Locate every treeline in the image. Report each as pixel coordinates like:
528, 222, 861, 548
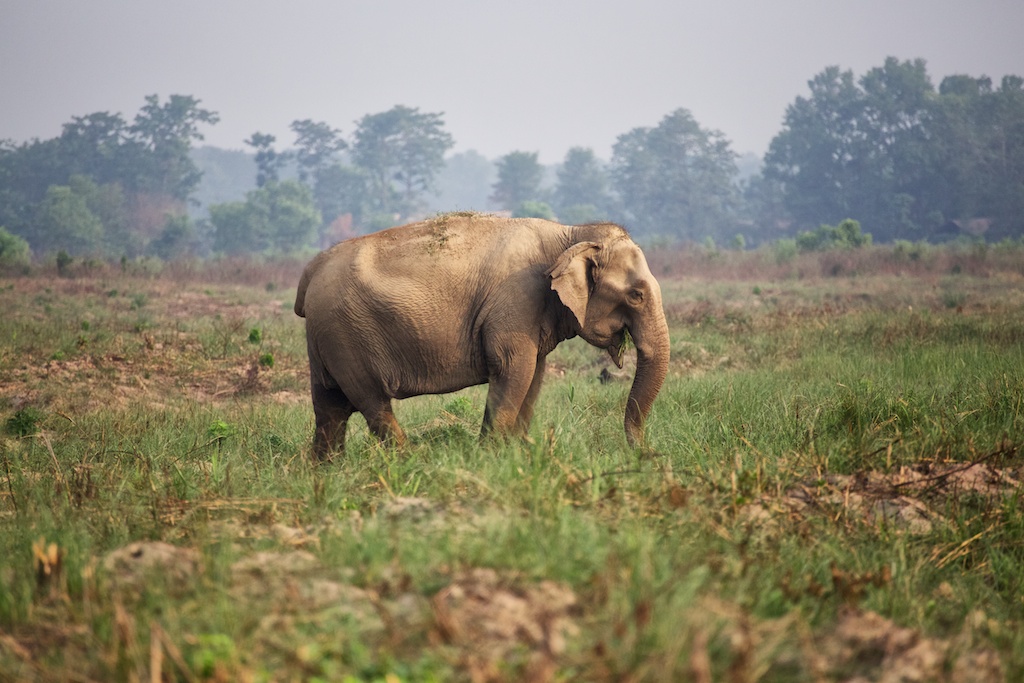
0, 95, 218, 264
1, 57, 1022, 266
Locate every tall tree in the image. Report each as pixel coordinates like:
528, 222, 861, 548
429, 150, 496, 212
58, 112, 130, 185
553, 147, 613, 223
309, 163, 369, 230
351, 105, 454, 220
763, 66, 866, 232
611, 108, 738, 240
765, 59, 1024, 240
490, 151, 544, 211
290, 119, 346, 184
127, 94, 219, 200
244, 132, 287, 188
930, 74, 1024, 236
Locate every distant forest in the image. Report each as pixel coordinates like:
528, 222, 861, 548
1, 58, 1022, 265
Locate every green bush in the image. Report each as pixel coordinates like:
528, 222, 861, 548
0, 227, 31, 271
796, 218, 872, 252
512, 201, 555, 220
5, 407, 44, 436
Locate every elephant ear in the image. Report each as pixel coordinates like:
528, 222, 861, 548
548, 241, 602, 327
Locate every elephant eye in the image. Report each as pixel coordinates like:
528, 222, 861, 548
627, 288, 644, 306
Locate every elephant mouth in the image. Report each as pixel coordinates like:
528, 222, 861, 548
606, 329, 628, 369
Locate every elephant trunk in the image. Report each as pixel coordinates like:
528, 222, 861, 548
624, 309, 670, 448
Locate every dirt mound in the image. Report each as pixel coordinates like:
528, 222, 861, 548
812, 609, 1003, 682
744, 461, 1020, 536
102, 541, 201, 592
432, 567, 579, 682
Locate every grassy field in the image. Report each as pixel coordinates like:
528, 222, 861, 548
1, 245, 1023, 681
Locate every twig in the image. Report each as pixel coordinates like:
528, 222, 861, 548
2, 443, 17, 512
38, 432, 73, 508
892, 445, 1012, 491
577, 468, 644, 485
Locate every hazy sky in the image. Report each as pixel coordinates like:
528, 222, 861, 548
2, 1, 1022, 163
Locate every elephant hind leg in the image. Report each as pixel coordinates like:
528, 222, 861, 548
311, 383, 354, 461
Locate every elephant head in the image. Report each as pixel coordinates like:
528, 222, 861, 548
549, 235, 670, 447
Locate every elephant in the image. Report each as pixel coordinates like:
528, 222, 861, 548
294, 212, 669, 459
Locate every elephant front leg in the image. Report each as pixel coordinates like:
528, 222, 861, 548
481, 353, 538, 439
514, 357, 547, 436
362, 399, 408, 449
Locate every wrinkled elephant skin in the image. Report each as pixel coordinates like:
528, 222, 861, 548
294, 214, 669, 459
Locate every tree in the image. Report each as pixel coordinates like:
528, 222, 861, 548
351, 105, 454, 220
149, 213, 197, 260
310, 163, 369, 231
127, 94, 219, 200
429, 150, 496, 212
290, 119, 346, 184
930, 74, 1024, 237
35, 184, 105, 255
763, 66, 866, 233
553, 147, 612, 221
491, 151, 545, 211
611, 109, 739, 240
58, 112, 130, 185
245, 132, 287, 187
210, 180, 320, 255
765, 59, 1024, 241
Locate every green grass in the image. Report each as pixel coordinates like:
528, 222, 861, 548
0, 258, 1022, 681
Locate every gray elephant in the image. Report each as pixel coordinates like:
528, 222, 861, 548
294, 213, 669, 459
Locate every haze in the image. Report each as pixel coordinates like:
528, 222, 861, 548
2, 0, 1022, 162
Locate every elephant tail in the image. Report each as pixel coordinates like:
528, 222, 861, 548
294, 271, 309, 317
294, 253, 326, 318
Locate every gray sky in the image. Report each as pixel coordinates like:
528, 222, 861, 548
2, 1, 1022, 163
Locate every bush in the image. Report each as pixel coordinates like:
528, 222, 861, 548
796, 218, 872, 252
5, 407, 44, 436
0, 227, 31, 271
512, 201, 555, 220
772, 238, 798, 264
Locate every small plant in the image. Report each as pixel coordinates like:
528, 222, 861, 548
248, 327, 263, 345
207, 420, 235, 443
191, 633, 237, 678
55, 250, 73, 276
443, 396, 474, 418
258, 352, 275, 368
5, 407, 44, 436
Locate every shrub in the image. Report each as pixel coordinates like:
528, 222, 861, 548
512, 201, 555, 220
0, 227, 31, 271
796, 218, 872, 252
5, 407, 44, 436
772, 238, 798, 264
